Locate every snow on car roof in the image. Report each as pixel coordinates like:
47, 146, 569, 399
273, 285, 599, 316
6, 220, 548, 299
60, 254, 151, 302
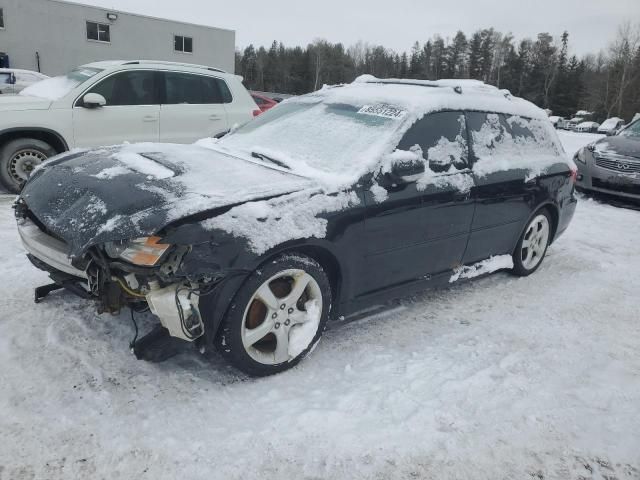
311, 75, 548, 121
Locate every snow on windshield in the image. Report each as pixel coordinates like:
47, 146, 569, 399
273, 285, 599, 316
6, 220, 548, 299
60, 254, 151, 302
217, 100, 407, 188
20, 67, 102, 100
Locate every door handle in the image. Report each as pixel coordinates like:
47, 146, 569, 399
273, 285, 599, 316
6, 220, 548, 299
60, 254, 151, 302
143, 115, 158, 122
209, 114, 222, 120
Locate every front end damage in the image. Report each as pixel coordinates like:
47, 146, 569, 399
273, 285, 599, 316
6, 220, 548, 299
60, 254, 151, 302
14, 200, 231, 357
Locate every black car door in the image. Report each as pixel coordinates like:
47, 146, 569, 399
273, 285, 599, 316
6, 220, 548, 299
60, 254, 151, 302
463, 112, 538, 264
357, 111, 475, 298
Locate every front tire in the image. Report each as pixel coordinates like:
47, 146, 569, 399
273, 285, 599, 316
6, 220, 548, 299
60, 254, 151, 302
511, 210, 552, 276
0, 138, 56, 193
215, 254, 331, 376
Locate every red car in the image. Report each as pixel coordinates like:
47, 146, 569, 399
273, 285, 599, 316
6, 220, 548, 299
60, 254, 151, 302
251, 92, 279, 114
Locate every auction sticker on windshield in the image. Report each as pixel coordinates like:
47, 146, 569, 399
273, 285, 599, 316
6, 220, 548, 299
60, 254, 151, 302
358, 104, 407, 120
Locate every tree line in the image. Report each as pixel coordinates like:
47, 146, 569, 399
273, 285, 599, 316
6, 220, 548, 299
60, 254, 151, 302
235, 23, 640, 123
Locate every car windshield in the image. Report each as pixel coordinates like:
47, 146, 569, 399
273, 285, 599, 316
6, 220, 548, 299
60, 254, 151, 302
20, 67, 103, 100
217, 99, 407, 184
0, 73, 11, 84
620, 120, 640, 138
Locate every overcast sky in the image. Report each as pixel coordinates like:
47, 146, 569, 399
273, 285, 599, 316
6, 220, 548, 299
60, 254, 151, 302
78, 0, 639, 56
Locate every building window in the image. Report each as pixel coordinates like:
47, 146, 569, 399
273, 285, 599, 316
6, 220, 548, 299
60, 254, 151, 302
86, 21, 110, 42
174, 35, 193, 53
0, 8, 5, 29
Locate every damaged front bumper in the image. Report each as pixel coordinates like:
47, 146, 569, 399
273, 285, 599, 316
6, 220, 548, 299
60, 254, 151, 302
17, 216, 208, 343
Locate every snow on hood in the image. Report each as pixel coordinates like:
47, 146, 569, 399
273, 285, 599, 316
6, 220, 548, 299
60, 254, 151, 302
594, 135, 640, 159
19, 76, 79, 100
20, 143, 315, 255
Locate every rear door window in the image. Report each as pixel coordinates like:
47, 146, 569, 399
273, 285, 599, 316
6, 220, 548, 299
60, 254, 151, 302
86, 70, 159, 106
163, 72, 231, 104
396, 111, 469, 173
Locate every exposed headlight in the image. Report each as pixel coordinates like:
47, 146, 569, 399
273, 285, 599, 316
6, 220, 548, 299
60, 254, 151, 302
105, 237, 172, 266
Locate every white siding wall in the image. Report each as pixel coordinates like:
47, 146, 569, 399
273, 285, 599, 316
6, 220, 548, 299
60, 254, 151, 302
0, 0, 235, 76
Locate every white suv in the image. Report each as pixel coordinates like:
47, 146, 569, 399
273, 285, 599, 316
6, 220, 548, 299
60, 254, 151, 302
0, 60, 259, 192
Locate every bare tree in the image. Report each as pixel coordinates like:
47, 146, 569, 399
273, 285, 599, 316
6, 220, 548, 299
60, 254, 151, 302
608, 22, 640, 116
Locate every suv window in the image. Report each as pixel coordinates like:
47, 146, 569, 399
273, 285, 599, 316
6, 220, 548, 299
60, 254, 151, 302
164, 72, 231, 104
396, 111, 469, 173
85, 71, 158, 106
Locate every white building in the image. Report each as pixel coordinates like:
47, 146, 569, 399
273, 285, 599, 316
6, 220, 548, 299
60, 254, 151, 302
0, 0, 236, 76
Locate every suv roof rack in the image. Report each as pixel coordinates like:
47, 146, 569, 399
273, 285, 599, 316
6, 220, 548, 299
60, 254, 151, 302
122, 60, 226, 73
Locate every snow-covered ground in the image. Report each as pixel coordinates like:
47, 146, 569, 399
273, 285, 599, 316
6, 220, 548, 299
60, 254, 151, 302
1, 130, 639, 479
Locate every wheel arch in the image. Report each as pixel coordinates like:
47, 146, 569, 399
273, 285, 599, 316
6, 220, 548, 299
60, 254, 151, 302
514, 201, 560, 254
202, 240, 345, 347
0, 127, 69, 154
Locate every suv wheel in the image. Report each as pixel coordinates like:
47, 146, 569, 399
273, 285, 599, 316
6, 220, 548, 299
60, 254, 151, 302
215, 254, 331, 376
511, 209, 552, 276
0, 138, 56, 193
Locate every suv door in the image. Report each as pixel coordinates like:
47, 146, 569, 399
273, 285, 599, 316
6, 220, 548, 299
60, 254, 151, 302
463, 112, 547, 264
72, 70, 160, 148
159, 72, 229, 143
359, 111, 475, 296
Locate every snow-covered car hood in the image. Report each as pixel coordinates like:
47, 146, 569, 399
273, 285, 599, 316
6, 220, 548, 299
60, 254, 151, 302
19, 143, 315, 256
594, 135, 640, 159
0, 94, 52, 111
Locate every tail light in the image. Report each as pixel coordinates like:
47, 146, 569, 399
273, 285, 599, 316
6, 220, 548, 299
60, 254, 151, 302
252, 109, 262, 117
569, 167, 578, 183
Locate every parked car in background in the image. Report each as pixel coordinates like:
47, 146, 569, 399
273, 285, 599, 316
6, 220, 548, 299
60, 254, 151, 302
575, 121, 600, 133
250, 92, 279, 113
0, 68, 49, 95
548, 116, 565, 129
15, 76, 577, 376
567, 117, 584, 130
0, 60, 259, 192
598, 117, 625, 135
575, 118, 640, 200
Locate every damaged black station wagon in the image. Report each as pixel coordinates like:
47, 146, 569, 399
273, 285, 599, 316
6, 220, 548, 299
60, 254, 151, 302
15, 77, 577, 376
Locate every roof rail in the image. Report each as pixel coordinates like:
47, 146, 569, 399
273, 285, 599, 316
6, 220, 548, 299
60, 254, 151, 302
362, 78, 463, 94
122, 60, 226, 73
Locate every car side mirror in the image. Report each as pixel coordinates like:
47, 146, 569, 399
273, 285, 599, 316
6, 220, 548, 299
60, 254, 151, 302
82, 92, 106, 108
379, 159, 425, 190
10, 73, 17, 85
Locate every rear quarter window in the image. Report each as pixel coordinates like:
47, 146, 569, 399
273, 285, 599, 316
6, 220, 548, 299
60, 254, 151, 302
467, 112, 562, 175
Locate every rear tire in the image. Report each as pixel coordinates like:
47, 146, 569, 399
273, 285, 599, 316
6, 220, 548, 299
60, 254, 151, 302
511, 209, 552, 277
0, 138, 56, 193
215, 254, 331, 376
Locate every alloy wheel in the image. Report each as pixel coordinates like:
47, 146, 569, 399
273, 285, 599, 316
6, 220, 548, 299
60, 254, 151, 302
521, 214, 550, 270
241, 268, 323, 365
